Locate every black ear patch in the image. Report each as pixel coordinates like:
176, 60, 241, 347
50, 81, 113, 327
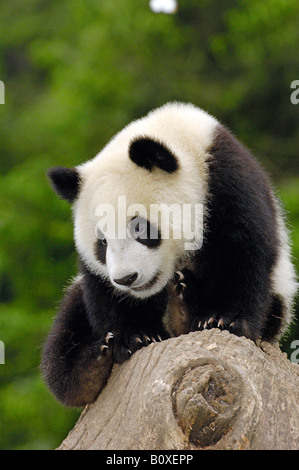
129, 137, 179, 173
47, 166, 81, 203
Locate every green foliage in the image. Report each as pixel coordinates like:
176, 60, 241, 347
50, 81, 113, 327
0, 0, 298, 449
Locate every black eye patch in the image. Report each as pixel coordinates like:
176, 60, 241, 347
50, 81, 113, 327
94, 228, 107, 264
129, 216, 161, 248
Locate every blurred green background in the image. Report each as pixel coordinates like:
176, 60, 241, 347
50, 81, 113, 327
0, 0, 298, 450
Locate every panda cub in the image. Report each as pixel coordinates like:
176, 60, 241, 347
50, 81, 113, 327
41, 102, 297, 406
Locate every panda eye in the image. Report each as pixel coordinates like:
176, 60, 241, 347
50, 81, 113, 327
96, 226, 107, 245
129, 216, 161, 248
135, 222, 146, 236
130, 217, 148, 239
94, 228, 107, 264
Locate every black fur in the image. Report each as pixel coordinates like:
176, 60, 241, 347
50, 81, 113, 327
47, 166, 81, 203
41, 278, 114, 406
94, 239, 107, 264
129, 137, 179, 173
171, 124, 283, 341
41, 261, 169, 406
262, 294, 285, 341
130, 216, 161, 248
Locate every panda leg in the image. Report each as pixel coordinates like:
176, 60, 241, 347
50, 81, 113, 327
110, 331, 164, 364
41, 280, 114, 406
172, 270, 258, 341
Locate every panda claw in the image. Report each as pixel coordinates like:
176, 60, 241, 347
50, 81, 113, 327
176, 282, 186, 296
144, 335, 151, 344
175, 271, 185, 281
157, 334, 163, 342
194, 315, 241, 335
100, 344, 109, 355
105, 332, 114, 343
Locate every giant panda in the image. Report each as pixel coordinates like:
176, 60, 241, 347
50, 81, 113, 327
41, 102, 297, 406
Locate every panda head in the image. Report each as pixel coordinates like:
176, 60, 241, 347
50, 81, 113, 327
47, 104, 212, 298
48, 138, 184, 299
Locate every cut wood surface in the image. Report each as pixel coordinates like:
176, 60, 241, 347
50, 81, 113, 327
58, 329, 299, 450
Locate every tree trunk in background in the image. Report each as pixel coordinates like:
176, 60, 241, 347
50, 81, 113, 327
58, 329, 299, 450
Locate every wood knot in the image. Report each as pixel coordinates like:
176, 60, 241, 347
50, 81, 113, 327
172, 364, 242, 447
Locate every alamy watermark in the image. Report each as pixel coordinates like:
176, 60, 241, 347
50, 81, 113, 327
290, 340, 299, 364
290, 80, 299, 105
0, 341, 4, 364
94, 196, 204, 250
0, 81, 4, 104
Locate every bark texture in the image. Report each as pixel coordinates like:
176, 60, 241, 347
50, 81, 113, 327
58, 329, 299, 450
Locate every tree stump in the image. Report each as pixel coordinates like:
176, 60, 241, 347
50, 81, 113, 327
58, 329, 299, 450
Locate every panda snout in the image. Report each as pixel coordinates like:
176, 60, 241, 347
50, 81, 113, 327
113, 272, 138, 287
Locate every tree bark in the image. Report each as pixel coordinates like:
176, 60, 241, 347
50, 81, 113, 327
58, 329, 299, 450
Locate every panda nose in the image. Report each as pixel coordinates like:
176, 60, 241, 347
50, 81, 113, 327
113, 272, 138, 287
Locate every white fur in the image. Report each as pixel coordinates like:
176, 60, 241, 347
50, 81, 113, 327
73, 102, 218, 298
271, 199, 298, 333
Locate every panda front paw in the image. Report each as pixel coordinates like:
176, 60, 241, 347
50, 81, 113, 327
111, 331, 165, 364
192, 314, 238, 332
174, 270, 187, 298
97, 331, 114, 359
172, 269, 198, 312
171, 271, 256, 340
191, 313, 253, 339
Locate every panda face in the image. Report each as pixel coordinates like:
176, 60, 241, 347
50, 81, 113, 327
72, 172, 186, 299
93, 215, 178, 298
73, 157, 197, 299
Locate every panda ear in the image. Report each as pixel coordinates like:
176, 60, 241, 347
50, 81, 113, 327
47, 166, 81, 203
129, 137, 179, 173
